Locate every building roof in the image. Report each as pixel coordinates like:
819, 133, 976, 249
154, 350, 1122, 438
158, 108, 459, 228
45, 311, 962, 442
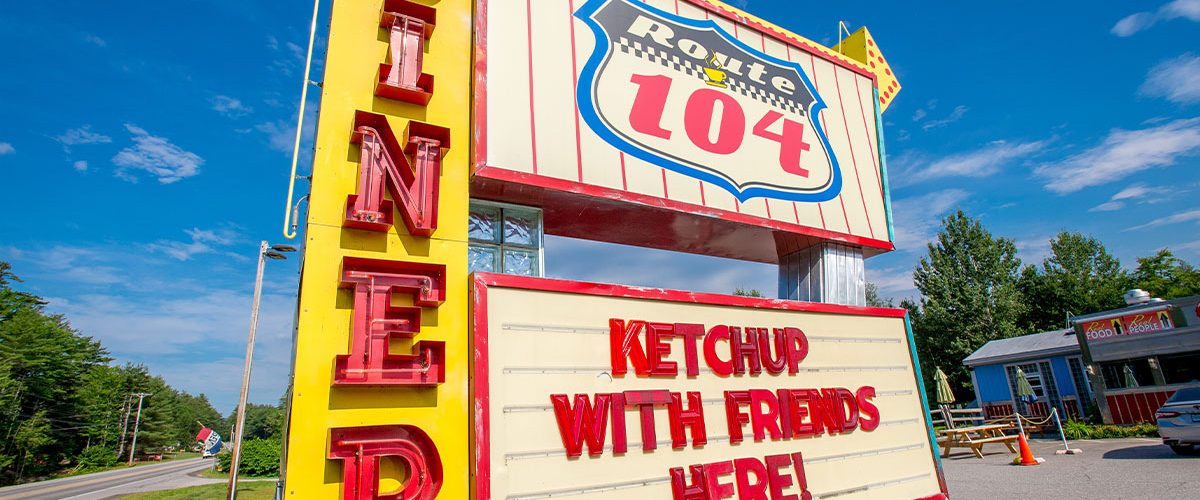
963, 328, 1080, 367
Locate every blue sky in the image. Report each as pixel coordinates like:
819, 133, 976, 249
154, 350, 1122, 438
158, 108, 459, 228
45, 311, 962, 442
1, 0, 1199, 413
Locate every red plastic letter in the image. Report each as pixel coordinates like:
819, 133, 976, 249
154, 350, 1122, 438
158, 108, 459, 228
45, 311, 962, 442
750, 389, 782, 441
724, 390, 751, 444
669, 391, 707, 449
734, 457, 769, 500
702, 460, 736, 499
675, 323, 705, 377
704, 325, 734, 376
670, 465, 708, 500
857, 386, 880, 432
550, 393, 612, 457
610, 319, 650, 376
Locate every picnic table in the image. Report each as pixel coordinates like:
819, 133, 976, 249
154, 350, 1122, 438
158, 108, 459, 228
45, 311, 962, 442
936, 423, 1018, 459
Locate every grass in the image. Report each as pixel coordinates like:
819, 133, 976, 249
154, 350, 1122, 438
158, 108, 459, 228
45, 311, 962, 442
118, 481, 275, 499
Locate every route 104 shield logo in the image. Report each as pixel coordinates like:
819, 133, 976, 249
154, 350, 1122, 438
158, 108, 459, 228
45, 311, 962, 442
575, 0, 842, 202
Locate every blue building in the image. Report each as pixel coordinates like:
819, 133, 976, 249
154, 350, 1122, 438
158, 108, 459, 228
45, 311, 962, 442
963, 328, 1091, 420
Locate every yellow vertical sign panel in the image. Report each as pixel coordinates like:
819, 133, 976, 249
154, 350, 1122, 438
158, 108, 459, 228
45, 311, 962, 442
283, 0, 473, 497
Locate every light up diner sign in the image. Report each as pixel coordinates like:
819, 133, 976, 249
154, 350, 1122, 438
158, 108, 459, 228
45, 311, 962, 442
473, 274, 947, 500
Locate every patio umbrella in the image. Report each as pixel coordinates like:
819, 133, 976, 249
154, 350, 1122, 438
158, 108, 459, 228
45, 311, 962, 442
934, 367, 956, 405
1014, 367, 1037, 436
1014, 367, 1037, 405
1123, 364, 1139, 388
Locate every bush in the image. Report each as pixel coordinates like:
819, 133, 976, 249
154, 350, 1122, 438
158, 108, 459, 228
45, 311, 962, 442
216, 439, 280, 477
75, 446, 118, 471
1062, 420, 1158, 440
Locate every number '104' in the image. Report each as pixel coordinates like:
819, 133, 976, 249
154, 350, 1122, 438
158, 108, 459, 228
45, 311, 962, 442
628, 74, 812, 178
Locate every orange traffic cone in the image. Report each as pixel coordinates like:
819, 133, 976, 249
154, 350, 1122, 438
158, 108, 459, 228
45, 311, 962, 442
1015, 433, 1041, 466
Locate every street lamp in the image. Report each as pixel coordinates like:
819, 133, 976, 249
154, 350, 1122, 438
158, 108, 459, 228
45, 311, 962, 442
228, 241, 295, 500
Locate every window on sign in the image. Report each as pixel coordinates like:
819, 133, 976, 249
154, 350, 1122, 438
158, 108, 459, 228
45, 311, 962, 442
468, 200, 543, 277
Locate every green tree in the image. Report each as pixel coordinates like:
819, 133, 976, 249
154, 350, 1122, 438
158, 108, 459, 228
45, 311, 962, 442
0, 262, 44, 322
236, 403, 285, 440
1132, 249, 1200, 299
733, 288, 764, 297
1018, 231, 1129, 331
910, 211, 1025, 402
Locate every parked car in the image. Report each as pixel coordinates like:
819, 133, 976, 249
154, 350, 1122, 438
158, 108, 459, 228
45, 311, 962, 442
1156, 386, 1200, 455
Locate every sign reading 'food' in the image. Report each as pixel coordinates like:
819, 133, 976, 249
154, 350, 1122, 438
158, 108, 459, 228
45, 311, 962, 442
1082, 309, 1175, 342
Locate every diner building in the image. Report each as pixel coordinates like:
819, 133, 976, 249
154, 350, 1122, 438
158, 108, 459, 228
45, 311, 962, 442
964, 291, 1200, 424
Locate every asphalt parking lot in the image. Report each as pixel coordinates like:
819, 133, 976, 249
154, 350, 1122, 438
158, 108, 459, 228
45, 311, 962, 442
942, 437, 1200, 499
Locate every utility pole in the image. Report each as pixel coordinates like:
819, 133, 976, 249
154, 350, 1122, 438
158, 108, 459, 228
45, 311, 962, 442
127, 393, 150, 466
116, 394, 132, 460
228, 241, 293, 500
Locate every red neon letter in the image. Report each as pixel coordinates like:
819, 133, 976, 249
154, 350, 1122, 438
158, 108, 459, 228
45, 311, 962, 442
759, 329, 788, 375
629, 74, 673, 139
334, 258, 446, 386
329, 425, 442, 500
550, 393, 612, 457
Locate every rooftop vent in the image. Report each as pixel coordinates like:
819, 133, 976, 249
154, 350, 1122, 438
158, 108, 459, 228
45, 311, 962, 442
1123, 289, 1151, 306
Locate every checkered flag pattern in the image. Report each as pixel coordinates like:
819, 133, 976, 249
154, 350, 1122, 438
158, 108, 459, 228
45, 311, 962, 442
615, 37, 805, 116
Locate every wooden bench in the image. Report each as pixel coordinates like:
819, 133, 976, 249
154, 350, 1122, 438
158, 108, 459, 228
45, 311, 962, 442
937, 423, 1019, 459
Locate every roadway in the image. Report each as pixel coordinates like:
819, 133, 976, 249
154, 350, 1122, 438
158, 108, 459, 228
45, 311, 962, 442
0, 457, 220, 500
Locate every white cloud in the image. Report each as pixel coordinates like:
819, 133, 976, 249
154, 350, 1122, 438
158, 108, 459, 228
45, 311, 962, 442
3, 245, 125, 285
211, 95, 252, 117
911, 109, 927, 122
0, 143, 13, 155
1036, 118, 1200, 194
1126, 209, 1200, 231
256, 106, 316, 155
51, 289, 296, 411
893, 140, 1046, 186
1015, 234, 1054, 264
921, 105, 968, 130
1140, 53, 1200, 104
867, 267, 914, 295
890, 189, 970, 251
1112, 0, 1200, 36
148, 227, 240, 261
112, 124, 203, 183
83, 34, 107, 47
73, 160, 88, 172
1088, 183, 1169, 212
54, 125, 111, 153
